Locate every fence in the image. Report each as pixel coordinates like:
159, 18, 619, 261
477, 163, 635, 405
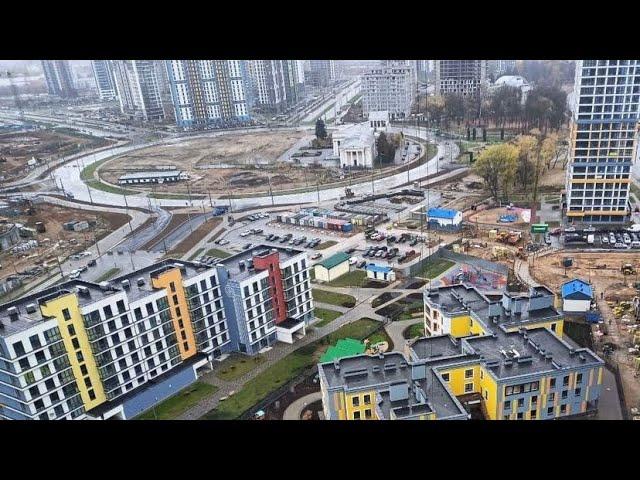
604, 356, 630, 420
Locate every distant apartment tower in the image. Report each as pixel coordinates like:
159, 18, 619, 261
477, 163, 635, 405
435, 60, 488, 96
111, 60, 165, 121
494, 60, 516, 76
41, 60, 77, 98
165, 60, 252, 131
91, 61, 117, 100
248, 60, 301, 113
564, 60, 640, 224
308, 60, 336, 87
362, 64, 415, 120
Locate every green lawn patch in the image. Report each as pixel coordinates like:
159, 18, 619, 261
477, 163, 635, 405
314, 307, 342, 327
85, 179, 139, 196
403, 323, 426, 339
205, 248, 232, 259
188, 248, 204, 260
417, 258, 455, 279
366, 330, 394, 351
136, 381, 218, 420
326, 270, 367, 287
95, 268, 121, 282
215, 353, 266, 382
203, 318, 381, 420
312, 288, 356, 307
315, 240, 338, 250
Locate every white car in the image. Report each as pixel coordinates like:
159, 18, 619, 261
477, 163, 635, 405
68, 270, 80, 279
81, 251, 93, 257
239, 231, 251, 237
601, 236, 609, 244
218, 239, 230, 245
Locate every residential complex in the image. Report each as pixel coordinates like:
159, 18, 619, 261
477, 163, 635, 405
91, 60, 117, 100
0, 246, 312, 420
435, 60, 488, 96
165, 60, 252, 130
319, 282, 604, 420
111, 60, 166, 121
41, 60, 77, 98
564, 60, 640, 224
308, 60, 336, 87
248, 60, 301, 114
362, 64, 415, 120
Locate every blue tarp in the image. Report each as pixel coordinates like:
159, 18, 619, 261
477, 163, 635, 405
427, 208, 459, 220
366, 263, 393, 273
561, 279, 593, 300
498, 214, 518, 223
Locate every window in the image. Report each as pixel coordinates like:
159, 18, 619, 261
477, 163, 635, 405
170, 282, 176, 293
80, 365, 88, 376
62, 308, 71, 321
353, 411, 361, 420
364, 409, 372, 419
441, 373, 450, 382
549, 378, 556, 388
29, 335, 42, 349
576, 373, 583, 384
563, 375, 570, 386
504, 400, 511, 410
560, 404, 567, 414
547, 406, 554, 415
352, 397, 360, 407
531, 409, 537, 420
464, 383, 473, 393
84, 378, 92, 388
562, 390, 568, 399
13, 341, 25, 357
531, 395, 538, 405
72, 338, 80, 350
76, 352, 84, 363
88, 389, 96, 401
68, 325, 76, 336
575, 388, 582, 396
517, 398, 524, 408
548, 392, 555, 402
464, 369, 473, 379
516, 412, 523, 420
363, 394, 371, 405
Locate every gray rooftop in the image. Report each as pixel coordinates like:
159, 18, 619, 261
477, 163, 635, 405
319, 352, 467, 420
0, 259, 212, 338
216, 245, 304, 283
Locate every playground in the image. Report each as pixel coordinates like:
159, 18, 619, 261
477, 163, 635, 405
434, 261, 508, 292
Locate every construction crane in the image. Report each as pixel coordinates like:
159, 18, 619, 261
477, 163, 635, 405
5, 71, 24, 121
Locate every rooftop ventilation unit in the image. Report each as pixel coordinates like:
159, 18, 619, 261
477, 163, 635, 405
372, 366, 381, 373
516, 356, 533, 364
400, 362, 408, 369
383, 363, 397, 371
7, 306, 18, 321
239, 261, 246, 271
25, 304, 37, 314
503, 359, 513, 367
121, 279, 130, 290
117, 250, 124, 255
77, 286, 90, 296
579, 354, 586, 362
137, 277, 145, 287
99, 281, 111, 291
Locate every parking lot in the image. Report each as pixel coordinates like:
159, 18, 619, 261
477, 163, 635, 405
563, 226, 640, 250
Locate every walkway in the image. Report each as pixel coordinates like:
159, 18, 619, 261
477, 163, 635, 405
282, 392, 323, 420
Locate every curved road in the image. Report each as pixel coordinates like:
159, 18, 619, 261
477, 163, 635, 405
50, 126, 456, 211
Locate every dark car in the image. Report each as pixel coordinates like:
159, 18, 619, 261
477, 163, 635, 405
345, 247, 356, 254
243, 243, 252, 249
357, 260, 367, 268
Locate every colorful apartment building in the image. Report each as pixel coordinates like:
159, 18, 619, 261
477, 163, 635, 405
0, 245, 312, 420
319, 282, 604, 420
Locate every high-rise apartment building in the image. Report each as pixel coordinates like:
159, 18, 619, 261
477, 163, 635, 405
91, 60, 117, 100
308, 60, 336, 87
362, 64, 416, 119
165, 60, 252, 130
41, 60, 77, 98
111, 60, 165, 121
565, 60, 640, 224
248, 60, 301, 114
0, 246, 313, 420
435, 60, 488, 96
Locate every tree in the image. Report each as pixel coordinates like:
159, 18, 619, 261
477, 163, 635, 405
473, 144, 519, 201
315, 119, 327, 139
376, 132, 396, 164
514, 135, 538, 192
541, 133, 559, 170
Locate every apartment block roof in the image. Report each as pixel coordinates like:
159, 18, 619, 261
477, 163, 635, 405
216, 244, 305, 283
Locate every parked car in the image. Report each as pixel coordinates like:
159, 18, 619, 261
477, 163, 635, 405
219, 239, 230, 246
311, 253, 322, 260
614, 242, 627, 249
601, 235, 609, 244
243, 243, 252, 250
240, 231, 251, 237
349, 257, 359, 265
357, 260, 367, 268
375, 250, 384, 257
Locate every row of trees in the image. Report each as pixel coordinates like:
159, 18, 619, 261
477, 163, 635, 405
376, 131, 401, 164
413, 84, 568, 133
473, 129, 569, 202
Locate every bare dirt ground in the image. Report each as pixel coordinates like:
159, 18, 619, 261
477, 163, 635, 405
466, 206, 530, 228
0, 203, 129, 283
0, 129, 109, 181
99, 130, 401, 196
530, 250, 640, 414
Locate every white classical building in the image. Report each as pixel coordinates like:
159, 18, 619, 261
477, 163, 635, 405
332, 123, 376, 169
492, 75, 532, 105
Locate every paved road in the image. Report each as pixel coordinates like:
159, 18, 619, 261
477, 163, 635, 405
282, 391, 323, 420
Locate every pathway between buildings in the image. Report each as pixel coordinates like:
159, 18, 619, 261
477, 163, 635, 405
282, 391, 323, 420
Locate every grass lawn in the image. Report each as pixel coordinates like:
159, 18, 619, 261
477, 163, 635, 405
417, 258, 455, 279
205, 248, 231, 259
136, 381, 218, 420
188, 248, 204, 260
95, 268, 121, 282
403, 323, 426, 339
397, 301, 424, 320
315, 240, 338, 250
314, 307, 342, 327
326, 270, 367, 287
312, 288, 356, 307
85, 179, 139, 196
215, 353, 266, 382
203, 318, 381, 420
366, 330, 394, 350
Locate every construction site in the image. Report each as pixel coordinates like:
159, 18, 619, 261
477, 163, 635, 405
0, 199, 130, 297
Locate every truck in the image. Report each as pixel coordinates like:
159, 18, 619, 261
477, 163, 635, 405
587, 234, 595, 244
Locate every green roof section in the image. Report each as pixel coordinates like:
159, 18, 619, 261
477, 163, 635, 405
319, 338, 366, 363
317, 252, 350, 270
